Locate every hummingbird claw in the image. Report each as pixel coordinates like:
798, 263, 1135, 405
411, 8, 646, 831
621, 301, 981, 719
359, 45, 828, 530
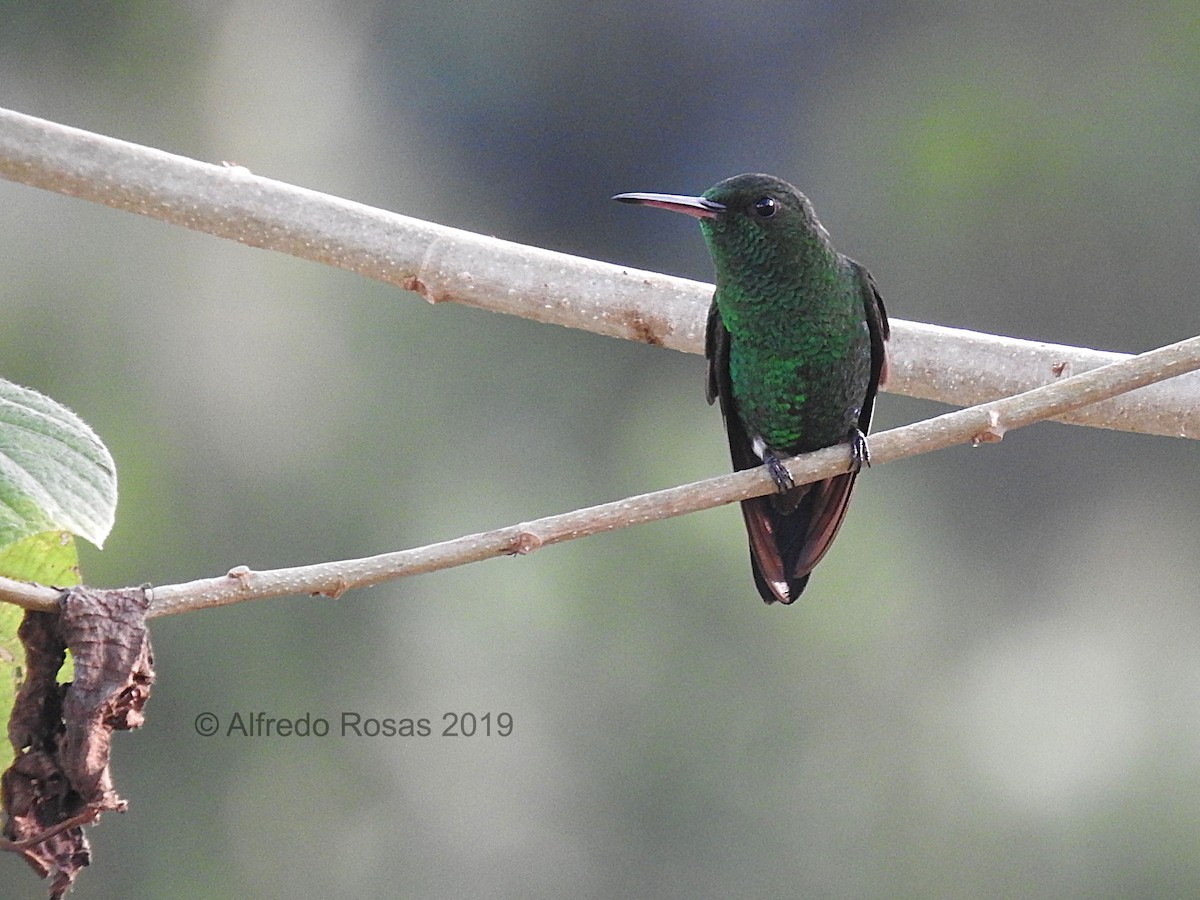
847, 428, 871, 472
763, 451, 796, 493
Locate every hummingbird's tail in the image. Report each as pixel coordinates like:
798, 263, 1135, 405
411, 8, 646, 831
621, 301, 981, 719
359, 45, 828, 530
741, 470, 858, 604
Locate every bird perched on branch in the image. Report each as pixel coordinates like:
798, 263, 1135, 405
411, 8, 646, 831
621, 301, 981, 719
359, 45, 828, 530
615, 174, 889, 604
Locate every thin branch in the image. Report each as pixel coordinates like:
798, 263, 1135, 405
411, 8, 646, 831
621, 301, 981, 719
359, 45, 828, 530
1, 106, 1197, 439
1, 331, 1196, 617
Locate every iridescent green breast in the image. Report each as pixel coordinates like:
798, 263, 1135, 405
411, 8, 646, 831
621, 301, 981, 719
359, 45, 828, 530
718, 261, 873, 454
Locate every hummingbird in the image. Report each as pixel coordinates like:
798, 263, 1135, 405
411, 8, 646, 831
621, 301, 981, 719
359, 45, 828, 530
614, 174, 889, 604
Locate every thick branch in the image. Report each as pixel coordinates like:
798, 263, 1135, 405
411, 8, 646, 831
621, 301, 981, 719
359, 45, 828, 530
1, 106, 1197, 439
1, 332, 1197, 617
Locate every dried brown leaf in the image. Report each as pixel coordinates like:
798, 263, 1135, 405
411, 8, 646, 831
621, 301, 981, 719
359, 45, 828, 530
2, 587, 154, 898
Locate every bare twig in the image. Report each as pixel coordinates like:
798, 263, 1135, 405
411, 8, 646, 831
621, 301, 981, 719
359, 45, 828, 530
1, 332, 1195, 617
1, 106, 1197, 439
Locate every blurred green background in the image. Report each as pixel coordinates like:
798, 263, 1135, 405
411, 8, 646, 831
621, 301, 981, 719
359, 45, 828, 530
3, 2, 1200, 897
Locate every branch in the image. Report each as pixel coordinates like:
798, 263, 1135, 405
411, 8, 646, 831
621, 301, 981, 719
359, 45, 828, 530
2, 331, 1197, 616
1, 106, 1197, 439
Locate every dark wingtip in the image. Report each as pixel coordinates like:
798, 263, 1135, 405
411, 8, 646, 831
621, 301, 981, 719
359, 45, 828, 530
765, 576, 808, 606
752, 562, 808, 605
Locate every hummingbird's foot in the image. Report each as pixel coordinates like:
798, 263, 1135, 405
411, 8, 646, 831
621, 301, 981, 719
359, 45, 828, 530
763, 450, 796, 493
847, 428, 871, 472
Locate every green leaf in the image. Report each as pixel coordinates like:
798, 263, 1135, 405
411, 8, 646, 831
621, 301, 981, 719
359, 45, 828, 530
0, 379, 117, 549
0, 529, 82, 586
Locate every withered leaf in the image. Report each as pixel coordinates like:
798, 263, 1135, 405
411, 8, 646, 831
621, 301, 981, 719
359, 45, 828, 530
2, 586, 154, 899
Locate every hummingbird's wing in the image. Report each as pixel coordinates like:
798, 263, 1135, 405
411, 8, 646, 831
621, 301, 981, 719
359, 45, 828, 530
849, 259, 891, 433
704, 298, 726, 406
704, 266, 890, 605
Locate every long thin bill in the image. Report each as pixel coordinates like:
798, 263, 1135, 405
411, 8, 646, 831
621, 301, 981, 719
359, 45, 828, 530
612, 192, 725, 219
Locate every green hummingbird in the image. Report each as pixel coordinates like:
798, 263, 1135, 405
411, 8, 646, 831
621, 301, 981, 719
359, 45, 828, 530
614, 173, 890, 604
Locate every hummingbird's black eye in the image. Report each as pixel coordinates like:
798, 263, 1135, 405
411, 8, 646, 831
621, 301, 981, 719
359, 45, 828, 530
753, 196, 778, 218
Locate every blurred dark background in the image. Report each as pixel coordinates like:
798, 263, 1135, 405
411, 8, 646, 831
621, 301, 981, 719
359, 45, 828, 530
2, 2, 1199, 897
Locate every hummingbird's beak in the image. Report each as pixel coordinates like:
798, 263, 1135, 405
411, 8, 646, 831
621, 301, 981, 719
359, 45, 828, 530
612, 192, 725, 219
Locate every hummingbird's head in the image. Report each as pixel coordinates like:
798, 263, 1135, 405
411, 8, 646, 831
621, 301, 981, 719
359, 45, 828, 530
697, 173, 830, 258
614, 173, 832, 276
